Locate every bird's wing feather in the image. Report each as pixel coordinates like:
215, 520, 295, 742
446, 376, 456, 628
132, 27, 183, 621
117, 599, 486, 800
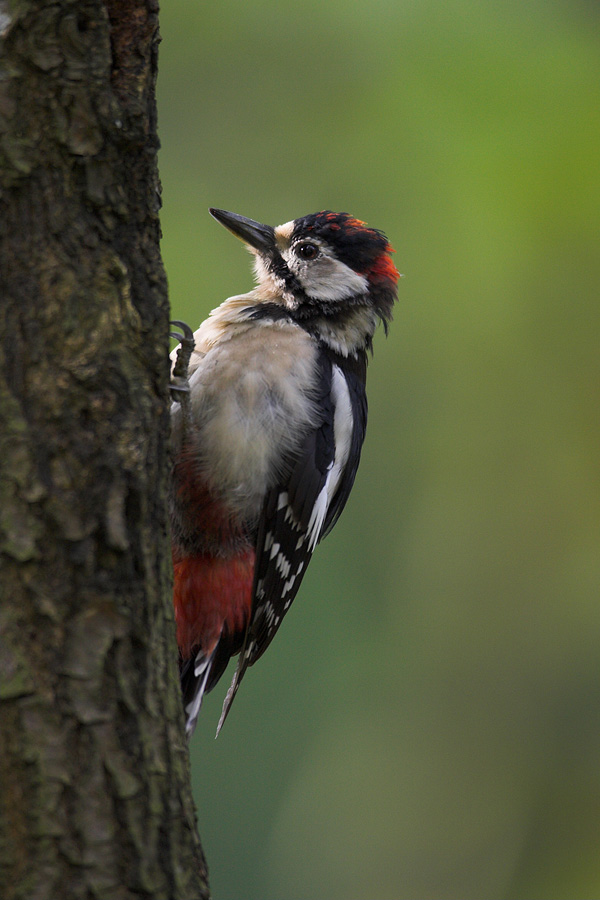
321, 360, 368, 539
216, 351, 367, 735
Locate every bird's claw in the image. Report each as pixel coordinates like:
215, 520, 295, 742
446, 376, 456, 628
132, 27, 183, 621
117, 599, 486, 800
169, 382, 190, 394
170, 320, 195, 404
170, 320, 194, 345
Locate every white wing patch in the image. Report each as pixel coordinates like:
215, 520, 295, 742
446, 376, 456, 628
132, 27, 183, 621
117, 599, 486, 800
307, 365, 354, 550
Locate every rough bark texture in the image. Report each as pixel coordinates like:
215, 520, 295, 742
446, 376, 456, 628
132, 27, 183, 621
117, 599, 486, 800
0, 2, 209, 898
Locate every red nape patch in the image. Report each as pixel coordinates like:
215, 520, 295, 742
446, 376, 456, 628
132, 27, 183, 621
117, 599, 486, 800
173, 550, 255, 659
367, 249, 400, 287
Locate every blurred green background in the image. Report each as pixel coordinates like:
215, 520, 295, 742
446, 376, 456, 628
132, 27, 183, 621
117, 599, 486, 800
158, 1, 600, 897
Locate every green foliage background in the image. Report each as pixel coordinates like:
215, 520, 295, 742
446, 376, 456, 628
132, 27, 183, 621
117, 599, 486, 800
159, 2, 600, 897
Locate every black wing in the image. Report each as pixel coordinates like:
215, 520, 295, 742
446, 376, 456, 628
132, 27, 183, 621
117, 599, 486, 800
216, 348, 368, 734
320, 352, 368, 539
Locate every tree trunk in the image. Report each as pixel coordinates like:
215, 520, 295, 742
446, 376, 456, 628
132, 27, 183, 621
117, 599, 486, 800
0, 2, 209, 898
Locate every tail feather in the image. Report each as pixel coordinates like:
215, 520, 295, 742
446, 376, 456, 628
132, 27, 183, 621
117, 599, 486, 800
215, 654, 250, 737
181, 646, 216, 738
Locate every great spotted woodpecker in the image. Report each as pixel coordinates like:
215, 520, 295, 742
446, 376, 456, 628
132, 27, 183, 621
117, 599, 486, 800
170, 208, 399, 736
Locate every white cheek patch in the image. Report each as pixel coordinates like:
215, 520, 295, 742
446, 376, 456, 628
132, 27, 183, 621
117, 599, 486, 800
284, 248, 368, 303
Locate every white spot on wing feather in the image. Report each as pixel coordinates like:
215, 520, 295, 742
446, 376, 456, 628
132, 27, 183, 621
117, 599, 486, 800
275, 552, 291, 578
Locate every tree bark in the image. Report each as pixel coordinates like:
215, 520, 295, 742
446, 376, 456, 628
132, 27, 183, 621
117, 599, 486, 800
0, 2, 209, 898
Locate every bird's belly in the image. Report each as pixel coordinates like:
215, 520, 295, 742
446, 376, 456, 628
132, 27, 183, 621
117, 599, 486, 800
189, 325, 319, 521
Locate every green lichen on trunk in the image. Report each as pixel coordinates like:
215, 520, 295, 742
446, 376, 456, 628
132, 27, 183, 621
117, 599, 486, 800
0, 2, 209, 898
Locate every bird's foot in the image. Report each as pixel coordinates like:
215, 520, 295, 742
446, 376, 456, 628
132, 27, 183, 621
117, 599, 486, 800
169, 320, 194, 402
170, 320, 194, 441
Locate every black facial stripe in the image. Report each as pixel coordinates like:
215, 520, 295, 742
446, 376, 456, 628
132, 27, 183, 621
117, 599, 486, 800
265, 248, 304, 296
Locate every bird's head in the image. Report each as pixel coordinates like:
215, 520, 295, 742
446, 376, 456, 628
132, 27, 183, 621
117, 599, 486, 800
209, 208, 399, 335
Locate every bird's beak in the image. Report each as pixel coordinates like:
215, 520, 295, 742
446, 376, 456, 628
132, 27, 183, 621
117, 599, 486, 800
209, 208, 275, 254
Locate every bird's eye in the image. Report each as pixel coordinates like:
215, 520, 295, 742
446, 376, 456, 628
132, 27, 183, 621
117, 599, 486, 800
295, 242, 319, 260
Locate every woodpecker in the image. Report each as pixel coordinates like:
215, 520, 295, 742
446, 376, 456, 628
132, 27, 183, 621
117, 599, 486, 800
170, 208, 399, 737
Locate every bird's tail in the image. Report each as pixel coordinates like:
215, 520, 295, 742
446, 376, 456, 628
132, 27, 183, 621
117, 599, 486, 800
180, 646, 217, 738
215, 653, 251, 737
